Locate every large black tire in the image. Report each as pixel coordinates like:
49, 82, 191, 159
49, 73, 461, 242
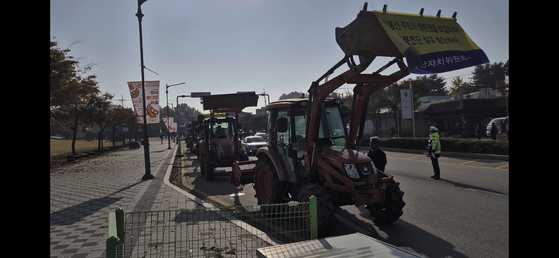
202, 155, 214, 180
296, 184, 337, 235
253, 156, 286, 205
366, 180, 405, 224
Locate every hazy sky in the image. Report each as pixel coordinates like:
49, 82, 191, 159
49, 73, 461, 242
50, 0, 508, 114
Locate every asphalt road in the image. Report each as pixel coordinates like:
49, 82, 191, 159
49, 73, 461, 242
178, 148, 509, 258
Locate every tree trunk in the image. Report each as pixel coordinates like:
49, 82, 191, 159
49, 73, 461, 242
112, 128, 116, 147
97, 131, 103, 151
71, 116, 79, 155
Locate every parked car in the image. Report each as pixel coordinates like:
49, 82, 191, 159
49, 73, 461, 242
241, 136, 267, 155
485, 116, 507, 137
254, 132, 267, 140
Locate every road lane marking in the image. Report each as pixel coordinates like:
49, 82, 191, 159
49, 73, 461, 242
458, 160, 477, 166
388, 155, 508, 170
495, 164, 509, 169
406, 154, 426, 160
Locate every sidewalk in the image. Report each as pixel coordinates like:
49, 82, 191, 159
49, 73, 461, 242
50, 138, 273, 258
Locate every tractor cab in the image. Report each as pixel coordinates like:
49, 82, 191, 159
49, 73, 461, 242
266, 98, 351, 183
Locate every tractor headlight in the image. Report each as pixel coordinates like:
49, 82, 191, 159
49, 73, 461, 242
344, 164, 360, 179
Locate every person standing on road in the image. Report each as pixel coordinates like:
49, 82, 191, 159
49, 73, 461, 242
490, 123, 498, 140
427, 126, 441, 180
476, 122, 484, 140
367, 136, 387, 172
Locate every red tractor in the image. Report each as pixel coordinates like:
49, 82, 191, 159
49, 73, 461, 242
230, 2, 485, 234
229, 9, 413, 234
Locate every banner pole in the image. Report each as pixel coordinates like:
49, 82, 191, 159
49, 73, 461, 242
136, 2, 153, 180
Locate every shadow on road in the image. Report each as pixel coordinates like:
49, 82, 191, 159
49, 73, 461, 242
331, 206, 470, 258
438, 178, 508, 196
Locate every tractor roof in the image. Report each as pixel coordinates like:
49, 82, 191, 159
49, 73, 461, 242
265, 97, 340, 110
202, 92, 259, 113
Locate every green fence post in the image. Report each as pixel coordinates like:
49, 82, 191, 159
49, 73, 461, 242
115, 208, 125, 258
310, 195, 318, 240
107, 211, 119, 258
106, 236, 119, 258
115, 208, 124, 241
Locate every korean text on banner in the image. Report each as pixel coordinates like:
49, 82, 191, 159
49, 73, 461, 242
127, 80, 160, 124
374, 11, 489, 74
400, 89, 413, 119
162, 117, 177, 133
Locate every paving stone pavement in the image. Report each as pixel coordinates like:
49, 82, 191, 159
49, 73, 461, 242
50, 138, 191, 258
50, 138, 274, 258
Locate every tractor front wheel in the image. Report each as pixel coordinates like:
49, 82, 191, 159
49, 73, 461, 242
366, 179, 405, 224
297, 184, 337, 236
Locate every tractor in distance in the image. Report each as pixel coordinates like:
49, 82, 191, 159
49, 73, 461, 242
198, 92, 259, 180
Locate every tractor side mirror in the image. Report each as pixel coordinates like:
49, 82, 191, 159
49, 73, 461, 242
277, 117, 288, 133
237, 122, 242, 130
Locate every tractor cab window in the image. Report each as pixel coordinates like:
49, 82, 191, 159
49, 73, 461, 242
294, 109, 307, 159
213, 121, 234, 140
318, 106, 347, 147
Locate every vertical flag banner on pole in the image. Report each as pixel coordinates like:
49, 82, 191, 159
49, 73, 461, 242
127, 80, 160, 124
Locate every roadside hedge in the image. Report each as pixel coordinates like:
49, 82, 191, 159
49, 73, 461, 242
360, 137, 509, 155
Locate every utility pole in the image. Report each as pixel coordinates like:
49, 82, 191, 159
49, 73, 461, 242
166, 82, 185, 149
410, 81, 416, 137
115, 95, 128, 107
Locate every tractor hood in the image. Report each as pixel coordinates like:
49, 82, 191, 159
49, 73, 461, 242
318, 146, 370, 164
216, 138, 233, 147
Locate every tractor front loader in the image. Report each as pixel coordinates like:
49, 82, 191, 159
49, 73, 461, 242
230, 2, 483, 235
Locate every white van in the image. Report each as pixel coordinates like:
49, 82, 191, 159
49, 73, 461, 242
486, 116, 508, 137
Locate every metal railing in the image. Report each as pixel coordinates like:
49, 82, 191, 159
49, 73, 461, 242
107, 196, 317, 258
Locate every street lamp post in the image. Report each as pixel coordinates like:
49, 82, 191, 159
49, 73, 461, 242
166, 82, 185, 149
136, 0, 153, 180
176, 95, 189, 155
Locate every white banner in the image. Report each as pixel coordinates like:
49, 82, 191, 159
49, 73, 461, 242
162, 117, 177, 133
127, 80, 160, 124
400, 89, 413, 119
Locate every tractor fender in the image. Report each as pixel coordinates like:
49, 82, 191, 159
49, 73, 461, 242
255, 147, 287, 182
199, 140, 209, 156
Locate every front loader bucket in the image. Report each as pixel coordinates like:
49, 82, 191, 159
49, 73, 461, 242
335, 6, 421, 70
230, 160, 256, 187
336, 3, 489, 74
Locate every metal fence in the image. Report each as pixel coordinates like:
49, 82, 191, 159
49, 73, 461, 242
107, 196, 317, 258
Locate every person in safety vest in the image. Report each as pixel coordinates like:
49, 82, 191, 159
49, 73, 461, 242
427, 126, 442, 180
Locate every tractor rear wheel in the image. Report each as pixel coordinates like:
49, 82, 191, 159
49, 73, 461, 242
253, 156, 286, 205
366, 180, 405, 224
297, 184, 337, 236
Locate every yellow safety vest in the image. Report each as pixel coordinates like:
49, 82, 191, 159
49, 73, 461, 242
430, 132, 441, 154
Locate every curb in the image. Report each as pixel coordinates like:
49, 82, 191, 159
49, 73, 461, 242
162, 142, 281, 246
